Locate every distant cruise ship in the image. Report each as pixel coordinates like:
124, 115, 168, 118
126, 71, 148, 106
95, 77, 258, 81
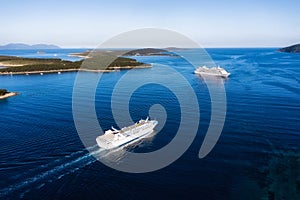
96, 117, 158, 149
194, 66, 230, 78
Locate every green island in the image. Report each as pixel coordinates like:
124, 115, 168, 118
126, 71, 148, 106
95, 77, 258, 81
0, 51, 151, 75
123, 48, 180, 56
0, 89, 18, 100
0, 48, 185, 75
70, 48, 181, 57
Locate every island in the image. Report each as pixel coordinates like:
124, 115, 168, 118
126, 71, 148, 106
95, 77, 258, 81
0, 47, 187, 75
70, 48, 181, 58
278, 44, 300, 53
123, 48, 179, 56
0, 51, 151, 75
0, 89, 18, 100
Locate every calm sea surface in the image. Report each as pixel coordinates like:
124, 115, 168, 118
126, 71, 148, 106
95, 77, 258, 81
0, 48, 299, 199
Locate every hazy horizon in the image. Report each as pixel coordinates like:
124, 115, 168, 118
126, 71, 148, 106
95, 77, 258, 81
1, 0, 300, 48
0, 42, 291, 49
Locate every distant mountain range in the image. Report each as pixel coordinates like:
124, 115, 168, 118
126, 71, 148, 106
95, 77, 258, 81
0, 43, 61, 49
279, 44, 300, 53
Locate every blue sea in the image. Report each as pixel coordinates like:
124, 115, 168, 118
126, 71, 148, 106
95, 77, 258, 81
0, 48, 299, 199
0, 49, 87, 61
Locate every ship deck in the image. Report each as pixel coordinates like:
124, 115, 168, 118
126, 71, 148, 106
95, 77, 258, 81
99, 133, 115, 140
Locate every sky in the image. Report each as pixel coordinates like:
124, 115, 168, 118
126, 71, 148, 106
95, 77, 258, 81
0, 0, 299, 48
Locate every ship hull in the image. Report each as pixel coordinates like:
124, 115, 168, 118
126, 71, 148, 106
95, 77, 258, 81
96, 120, 158, 150
194, 71, 230, 78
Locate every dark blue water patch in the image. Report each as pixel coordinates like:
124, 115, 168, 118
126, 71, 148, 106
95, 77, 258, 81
128, 83, 181, 151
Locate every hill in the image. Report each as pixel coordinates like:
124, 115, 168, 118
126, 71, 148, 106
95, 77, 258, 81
123, 48, 179, 56
279, 44, 300, 53
0, 43, 61, 49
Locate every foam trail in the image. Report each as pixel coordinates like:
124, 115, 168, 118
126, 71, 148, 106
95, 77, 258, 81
0, 146, 104, 198
12, 145, 98, 180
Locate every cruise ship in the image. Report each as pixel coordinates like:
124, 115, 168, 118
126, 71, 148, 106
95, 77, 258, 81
194, 66, 230, 78
96, 117, 158, 149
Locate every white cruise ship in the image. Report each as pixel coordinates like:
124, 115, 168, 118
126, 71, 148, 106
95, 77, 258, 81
194, 66, 230, 78
96, 117, 158, 149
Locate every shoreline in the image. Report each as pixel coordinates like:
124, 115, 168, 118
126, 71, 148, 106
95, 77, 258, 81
68, 54, 91, 59
0, 64, 152, 75
0, 92, 18, 100
0, 62, 25, 67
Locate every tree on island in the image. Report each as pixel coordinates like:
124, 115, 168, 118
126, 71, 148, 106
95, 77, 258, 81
0, 89, 8, 96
